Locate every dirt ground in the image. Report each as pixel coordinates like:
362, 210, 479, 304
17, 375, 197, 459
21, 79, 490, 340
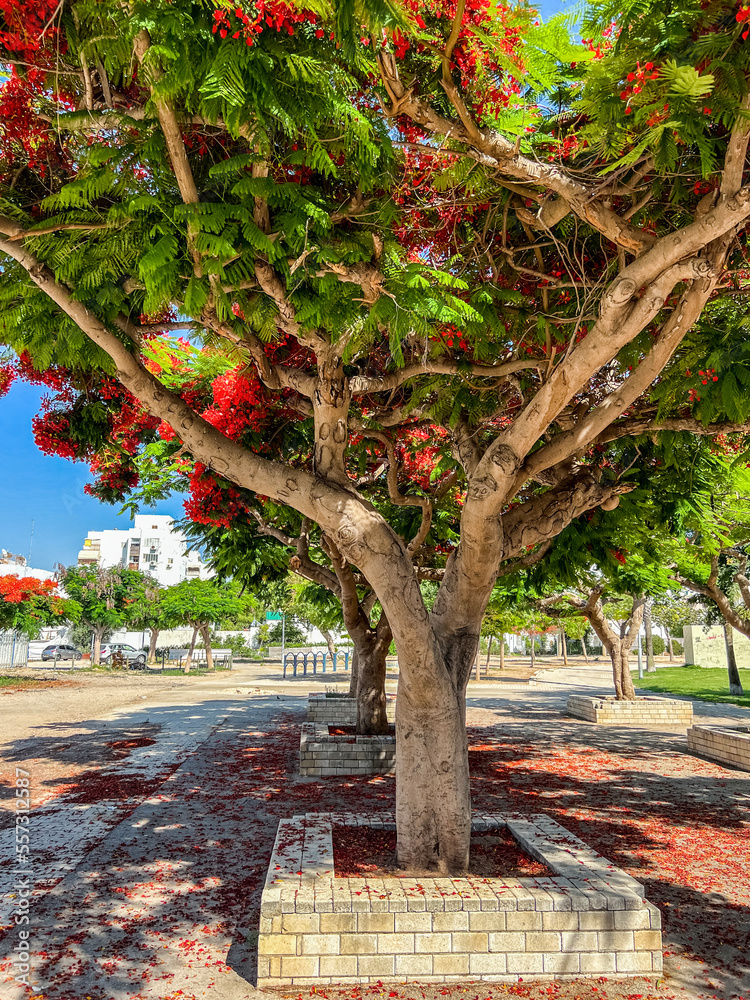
3, 661, 742, 1000
0, 665, 278, 815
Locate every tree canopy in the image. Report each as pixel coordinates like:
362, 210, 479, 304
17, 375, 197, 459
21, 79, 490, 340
0, 574, 79, 638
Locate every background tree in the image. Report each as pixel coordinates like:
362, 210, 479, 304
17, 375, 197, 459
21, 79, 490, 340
61, 565, 147, 664
668, 461, 750, 694
651, 592, 704, 661
4, 0, 750, 870
284, 579, 347, 663
561, 615, 593, 663
127, 579, 181, 662
0, 575, 80, 639
159, 578, 244, 671
478, 600, 533, 674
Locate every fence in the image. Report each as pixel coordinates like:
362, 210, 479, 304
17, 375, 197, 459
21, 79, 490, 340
163, 647, 233, 670
0, 632, 28, 668
282, 649, 350, 678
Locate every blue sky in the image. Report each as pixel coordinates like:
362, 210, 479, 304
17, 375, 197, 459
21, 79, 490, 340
0, 381, 178, 571
0, 0, 573, 572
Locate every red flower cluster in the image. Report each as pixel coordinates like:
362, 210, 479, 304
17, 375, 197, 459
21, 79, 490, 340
184, 463, 249, 528
0, 574, 57, 604
31, 411, 85, 460
201, 366, 267, 440
620, 61, 659, 113
392, 0, 524, 121
211, 2, 318, 46
0, 0, 62, 62
698, 367, 718, 385
395, 425, 449, 489
0, 362, 15, 398
84, 454, 140, 501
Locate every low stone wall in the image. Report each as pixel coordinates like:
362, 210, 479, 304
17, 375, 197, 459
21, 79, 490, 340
687, 725, 750, 772
258, 812, 662, 986
567, 694, 693, 726
299, 723, 396, 776
307, 694, 396, 725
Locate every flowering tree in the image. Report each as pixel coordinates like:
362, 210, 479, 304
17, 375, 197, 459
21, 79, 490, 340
61, 565, 148, 663
0, 575, 78, 638
4, 0, 750, 871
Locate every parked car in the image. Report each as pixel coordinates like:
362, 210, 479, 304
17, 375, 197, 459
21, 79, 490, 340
41, 643, 82, 661
100, 643, 147, 668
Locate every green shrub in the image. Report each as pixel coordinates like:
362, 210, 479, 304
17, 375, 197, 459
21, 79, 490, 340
641, 635, 665, 656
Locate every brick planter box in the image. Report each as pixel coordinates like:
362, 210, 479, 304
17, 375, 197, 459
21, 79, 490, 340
300, 723, 396, 776
307, 693, 396, 725
567, 694, 693, 726
687, 724, 750, 771
258, 811, 662, 987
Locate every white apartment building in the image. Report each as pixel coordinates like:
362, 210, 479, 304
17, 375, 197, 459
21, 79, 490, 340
77, 514, 211, 587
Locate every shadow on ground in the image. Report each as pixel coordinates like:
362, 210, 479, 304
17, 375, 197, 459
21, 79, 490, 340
0, 698, 748, 999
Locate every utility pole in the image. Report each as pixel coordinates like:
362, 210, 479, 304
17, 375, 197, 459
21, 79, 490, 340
26, 520, 34, 575
637, 624, 644, 679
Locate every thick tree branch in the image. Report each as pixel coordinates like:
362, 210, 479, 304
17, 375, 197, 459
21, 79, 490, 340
500, 473, 632, 560
0, 230, 366, 535
671, 556, 750, 640
377, 51, 655, 255
132, 30, 202, 276
3, 221, 113, 240
495, 539, 552, 578
472, 256, 719, 515
521, 266, 720, 481
350, 357, 537, 395
596, 417, 750, 447
360, 428, 432, 555
321, 535, 373, 642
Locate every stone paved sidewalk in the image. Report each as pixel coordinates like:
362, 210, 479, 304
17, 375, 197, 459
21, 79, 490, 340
0, 677, 748, 1000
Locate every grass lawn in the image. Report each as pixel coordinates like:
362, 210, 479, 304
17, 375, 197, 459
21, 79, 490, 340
633, 665, 750, 708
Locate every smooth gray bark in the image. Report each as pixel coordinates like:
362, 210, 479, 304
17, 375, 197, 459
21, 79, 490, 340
724, 622, 744, 696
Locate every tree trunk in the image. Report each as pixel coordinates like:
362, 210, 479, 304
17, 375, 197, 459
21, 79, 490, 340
601, 639, 634, 700
321, 628, 336, 665
644, 600, 656, 672
723, 622, 744, 695
148, 628, 159, 663
395, 677, 470, 873
348, 645, 359, 696
617, 645, 637, 700
581, 634, 589, 663
201, 625, 214, 670
560, 629, 568, 666
184, 626, 198, 673
92, 628, 105, 666
499, 635, 504, 670
583, 592, 644, 701
666, 628, 674, 662
355, 632, 390, 735
485, 635, 493, 672
609, 640, 638, 699
529, 634, 535, 670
